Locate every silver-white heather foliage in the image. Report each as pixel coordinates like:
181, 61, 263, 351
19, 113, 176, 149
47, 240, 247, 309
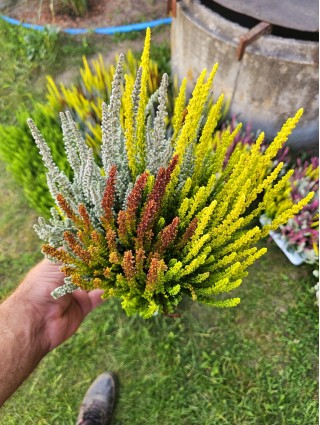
28, 55, 184, 298
146, 73, 172, 174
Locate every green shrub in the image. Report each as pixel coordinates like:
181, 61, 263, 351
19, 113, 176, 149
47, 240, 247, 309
0, 104, 71, 216
0, 19, 60, 125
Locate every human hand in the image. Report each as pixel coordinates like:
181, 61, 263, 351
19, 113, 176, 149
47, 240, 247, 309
11, 258, 104, 352
0, 259, 104, 406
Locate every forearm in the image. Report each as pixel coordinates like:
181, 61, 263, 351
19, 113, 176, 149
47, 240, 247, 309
0, 259, 103, 407
0, 292, 49, 407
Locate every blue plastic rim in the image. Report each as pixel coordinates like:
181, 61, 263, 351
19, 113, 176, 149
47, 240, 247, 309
0, 15, 172, 34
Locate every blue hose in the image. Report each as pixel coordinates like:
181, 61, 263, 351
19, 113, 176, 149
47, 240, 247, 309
0, 14, 172, 34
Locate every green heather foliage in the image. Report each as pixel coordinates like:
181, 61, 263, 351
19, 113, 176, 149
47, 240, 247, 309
0, 47, 169, 217
0, 104, 71, 216
29, 30, 313, 318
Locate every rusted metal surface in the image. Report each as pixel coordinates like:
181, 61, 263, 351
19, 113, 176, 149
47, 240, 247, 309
237, 22, 272, 60
207, 0, 319, 32
167, 0, 177, 17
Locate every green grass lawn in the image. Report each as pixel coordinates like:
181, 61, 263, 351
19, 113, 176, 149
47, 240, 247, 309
0, 160, 42, 296
0, 18, 318, 425
0, 161, 318, 424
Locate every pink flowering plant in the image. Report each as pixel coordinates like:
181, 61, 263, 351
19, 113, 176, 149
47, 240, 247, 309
278, 157, 319, 263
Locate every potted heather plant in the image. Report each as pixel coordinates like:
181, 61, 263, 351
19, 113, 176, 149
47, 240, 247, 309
261, 157, 319, 266
28, 29, 314, 318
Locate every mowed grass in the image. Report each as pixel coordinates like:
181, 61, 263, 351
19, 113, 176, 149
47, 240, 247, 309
0, 162, 318, 424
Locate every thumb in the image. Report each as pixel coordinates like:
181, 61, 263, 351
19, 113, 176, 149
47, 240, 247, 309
88, 289, 105, 310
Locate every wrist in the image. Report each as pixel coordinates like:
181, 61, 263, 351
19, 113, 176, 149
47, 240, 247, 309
2, 289, 50, 360
0, 291, 49, 406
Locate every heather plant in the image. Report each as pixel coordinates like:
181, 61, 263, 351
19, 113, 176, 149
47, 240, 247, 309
46, 49, 170, 152
264, 157, 319, 265
217, 116, 257, 166
29, 30, 313, 318
0, 47, 169, 217
218, 115, 291, 172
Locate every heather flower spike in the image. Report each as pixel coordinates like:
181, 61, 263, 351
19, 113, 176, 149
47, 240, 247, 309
29, 29, 313, 318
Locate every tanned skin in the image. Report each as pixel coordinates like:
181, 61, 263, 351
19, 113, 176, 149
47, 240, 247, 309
0, 259, 104, 407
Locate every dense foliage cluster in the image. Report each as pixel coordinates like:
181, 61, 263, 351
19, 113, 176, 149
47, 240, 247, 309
30, 30, 313, 318
0, 48, 167, 216
221, 118, 318, 267
264, 157, 319, 265
46, 49, 168, 153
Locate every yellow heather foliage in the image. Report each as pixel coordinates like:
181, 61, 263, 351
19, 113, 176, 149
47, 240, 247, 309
185, 186, 207, 223
236, 248, 268, 275
123, 74, 136, 177
190, 272, 210, 284
241, 169, 295, 228
193, 93, 224, 182
179, 177, 192, 204
164, 261, 183, 282
259, 192, 314, 239
135, 27, 151, 173
197, 297, 241, 308
171, 77, 187, 142
213, 125, 242, 178
181, 246, 212, 276
265, 109, 304, 160
178, 197, 190, 221
163, 68, 215, 206
218, 227, 261, 257
192, 200, 218, 241
183, 233, 211, 263
246, 162, 284, 206
174, 69, 208, 159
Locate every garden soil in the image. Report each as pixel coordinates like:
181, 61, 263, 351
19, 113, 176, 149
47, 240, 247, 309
4, 0, 171, 86
6, 0, 168, 30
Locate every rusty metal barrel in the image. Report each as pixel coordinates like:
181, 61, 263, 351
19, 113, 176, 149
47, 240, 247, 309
171, 0, 319, 150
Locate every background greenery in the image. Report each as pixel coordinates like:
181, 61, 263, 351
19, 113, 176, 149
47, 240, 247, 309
0, 18, 318, 424
0, 19, 171, 216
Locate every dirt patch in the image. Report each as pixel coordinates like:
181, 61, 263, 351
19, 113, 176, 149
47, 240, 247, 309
4, 0, 171, 87
54, 27, 170, 86
5, 0, 168, 29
